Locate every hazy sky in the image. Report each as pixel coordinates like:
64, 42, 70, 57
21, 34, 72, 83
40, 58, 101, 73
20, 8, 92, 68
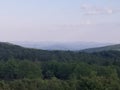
0, 0, 120, 43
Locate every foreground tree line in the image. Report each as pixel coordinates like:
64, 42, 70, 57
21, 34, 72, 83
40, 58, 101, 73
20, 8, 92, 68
0, 60, 120, 90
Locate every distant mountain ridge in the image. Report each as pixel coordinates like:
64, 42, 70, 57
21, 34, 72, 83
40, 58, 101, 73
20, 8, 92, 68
11, 41, 112, 51
82, 44, 120, 52
1, 42, 119, 53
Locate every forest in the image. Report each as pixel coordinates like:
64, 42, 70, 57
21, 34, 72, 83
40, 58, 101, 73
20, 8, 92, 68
0, 43, 120, 90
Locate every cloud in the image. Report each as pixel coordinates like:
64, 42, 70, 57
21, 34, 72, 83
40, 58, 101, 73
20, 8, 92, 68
81, 4, 119, 15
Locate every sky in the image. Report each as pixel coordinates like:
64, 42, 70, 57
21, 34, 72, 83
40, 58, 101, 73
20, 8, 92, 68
0, 0, 120, 43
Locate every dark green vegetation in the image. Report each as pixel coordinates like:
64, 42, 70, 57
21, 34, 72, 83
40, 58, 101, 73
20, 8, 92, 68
82, 44, 120, 52
0, 42, 120, 90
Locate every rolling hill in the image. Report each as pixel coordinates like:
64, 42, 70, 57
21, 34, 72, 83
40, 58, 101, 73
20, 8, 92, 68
0, 42, 120, 65
82, 44, 120, 53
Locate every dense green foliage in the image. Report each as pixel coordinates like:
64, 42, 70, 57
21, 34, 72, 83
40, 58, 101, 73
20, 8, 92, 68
0, 60, 119, 90
0, 42, 120, 90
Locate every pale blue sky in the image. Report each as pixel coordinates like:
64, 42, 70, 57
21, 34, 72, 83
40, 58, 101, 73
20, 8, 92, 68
0, 0, 120, 43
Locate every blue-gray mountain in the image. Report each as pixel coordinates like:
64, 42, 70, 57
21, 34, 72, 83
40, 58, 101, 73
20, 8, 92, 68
11, 41, 111, 51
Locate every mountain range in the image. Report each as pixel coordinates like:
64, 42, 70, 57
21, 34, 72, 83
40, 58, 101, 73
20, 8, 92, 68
0, 42, 120, 64
11, 41, 112, 51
